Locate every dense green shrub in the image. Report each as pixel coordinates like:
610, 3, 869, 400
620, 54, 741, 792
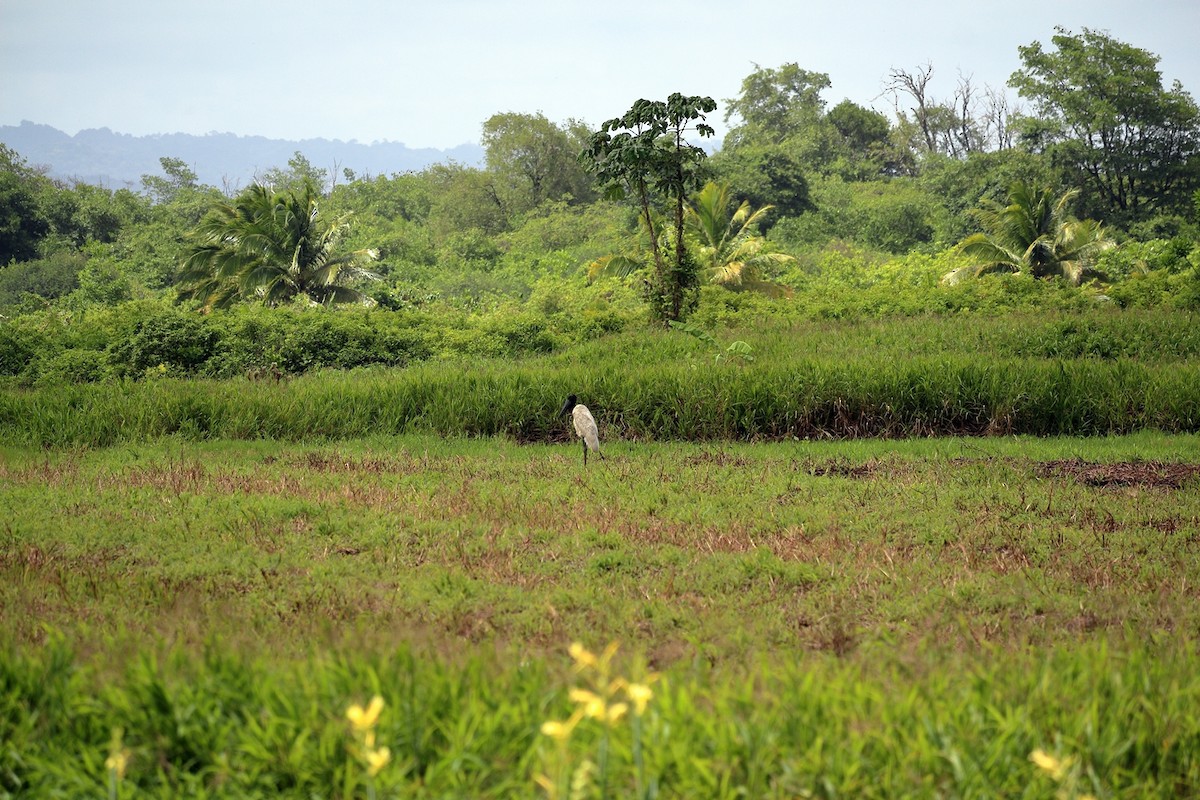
36, 347, 110, 384
0, 251, 86, 306
107, 307, 220, 377
0, 321, 41, 375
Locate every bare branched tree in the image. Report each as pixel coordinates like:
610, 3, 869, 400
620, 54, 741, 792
982, 85, 1020, 151
886, 64, 938, 153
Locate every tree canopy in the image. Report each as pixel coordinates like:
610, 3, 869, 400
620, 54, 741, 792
177, 181, 379, 310
1010, 27, 1200, 225
580, 93, 717, 323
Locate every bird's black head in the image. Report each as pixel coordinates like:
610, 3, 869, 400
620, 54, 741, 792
559, 394, 578, 416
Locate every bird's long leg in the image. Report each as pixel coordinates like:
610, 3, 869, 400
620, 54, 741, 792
582, 439, 588, 466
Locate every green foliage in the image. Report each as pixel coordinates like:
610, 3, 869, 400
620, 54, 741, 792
481, 112, 595, 214
581, 93, 718, 323
0, 169, 49, 263
6, 307, 1200, 445
706, 146, 813, 225
178, 181, 380, 309
0, 298, 640, 386
0, 250, 85, 306
722, 63, 831, 148
422, 162, 510, 239
685, 181, 794, 293
949, 182, 1115, 285
1011, 26, 1200, 225
668, 319, 755, 364
917, 150, 1056, 243
256, 151, 331, 194
107, 307, 220, 377
770, 176, 940, 253
73, 249, 133, 306
721, 64, 899, 181
140, 156, 199, 205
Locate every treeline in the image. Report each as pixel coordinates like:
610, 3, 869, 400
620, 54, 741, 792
1, 27, 1199, 383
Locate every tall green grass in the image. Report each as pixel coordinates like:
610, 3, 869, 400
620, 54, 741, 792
2, 354, 1198, 447
4, 637, 1197, 798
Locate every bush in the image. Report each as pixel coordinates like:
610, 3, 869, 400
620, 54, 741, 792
107, 308, 219, 377
36, 348, 109, 384
0, 252, 86, 306
0, 321, 42, 376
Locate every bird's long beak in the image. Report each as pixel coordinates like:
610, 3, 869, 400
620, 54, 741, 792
559, 398, 573, 417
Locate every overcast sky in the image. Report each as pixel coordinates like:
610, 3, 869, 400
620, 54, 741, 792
2, 0, 1198, 149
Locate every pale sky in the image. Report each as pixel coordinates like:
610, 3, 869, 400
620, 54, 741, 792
2, 0, 1198, 149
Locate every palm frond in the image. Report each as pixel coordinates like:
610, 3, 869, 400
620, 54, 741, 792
586, 254, 646, 283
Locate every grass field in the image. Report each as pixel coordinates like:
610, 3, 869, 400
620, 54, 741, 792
3, 430, 1199, 797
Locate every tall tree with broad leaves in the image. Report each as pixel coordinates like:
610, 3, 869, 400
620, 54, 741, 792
177, 180, 378, 310
946, 181, 1114, 286
1009, 27, 1200, 225
481, 112, 595, 215
580, 93, 717, 323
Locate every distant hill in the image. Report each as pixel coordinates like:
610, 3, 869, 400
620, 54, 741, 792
0, 121, 485, 190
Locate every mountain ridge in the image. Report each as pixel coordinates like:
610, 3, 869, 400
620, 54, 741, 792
0, 120, 485, 190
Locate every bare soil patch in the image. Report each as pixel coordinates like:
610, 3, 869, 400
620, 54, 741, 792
1036, 459, 1200, 489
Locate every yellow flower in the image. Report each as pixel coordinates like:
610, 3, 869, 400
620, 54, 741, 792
568, 642, 597, 670
346, 695, 384, 732
105, 750, 129, 781
365, 745, 391, 777
604, 702, 628, 724
569, 688, 607, 720
1030, 748, 1073, 781
541, 719, 574, 742
627, 682, 654, 715
541, 708, 584, 742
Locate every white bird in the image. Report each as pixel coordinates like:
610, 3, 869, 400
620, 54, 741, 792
560, 394, 604, 466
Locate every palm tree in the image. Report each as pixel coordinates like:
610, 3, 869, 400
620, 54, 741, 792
945, 182, 1114, 286
177, 181, 379, 310
685, 181, 795, 295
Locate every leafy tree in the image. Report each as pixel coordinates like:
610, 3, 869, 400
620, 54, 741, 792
825, 100, 898, 177
0, 169, 49, 263
723, 64, 831, 148
423, 162, 509, 239
947, 182, 1114, 285
73, 250, 133, 306
685, 181, 794, 295
580, 93, 717, 323
330, 172, 432, 225
919, 149, 1056, 243
257, 151, 330, 194
707, 147, 812, 225
1010, 27, 1200, 224
0, 251, 85, 305
769, 176, 939, 254
177, 181, 379, 309
141, 157, 199, 205
481, 112, 595, 215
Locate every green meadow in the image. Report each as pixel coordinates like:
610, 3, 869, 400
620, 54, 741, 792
4, 311, 1200, 797
5, 20, 1200, 795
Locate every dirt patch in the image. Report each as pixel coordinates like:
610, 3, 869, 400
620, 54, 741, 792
683, 450, 753, 468
1037, 459, 1200, 489
803, 457, 884, 479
